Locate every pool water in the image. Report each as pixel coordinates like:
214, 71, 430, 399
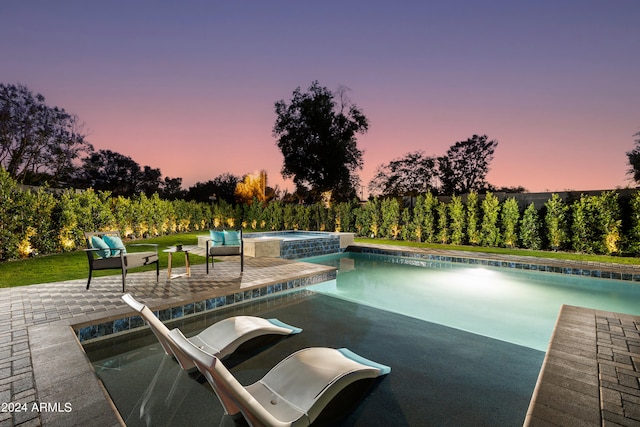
305, 252, 640, 351
87, 291, 543, 426
250, 232, 326, 240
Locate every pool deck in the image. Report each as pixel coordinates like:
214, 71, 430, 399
2, 245, 640, 426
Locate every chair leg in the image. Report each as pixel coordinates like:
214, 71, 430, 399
86, 269, 93, 290
155, 261, 159, 283
207, 255, 215, 274
122, 270, 126, 293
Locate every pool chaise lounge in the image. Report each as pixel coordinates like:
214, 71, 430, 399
121, 294, 302, 371
168, 328, 391, 427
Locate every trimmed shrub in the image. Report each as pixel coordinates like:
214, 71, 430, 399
520, 203, 542, 250
436, 200, 449, 244
380, 198, 401, 239
545, 193, 569, 251
480, 192, 501, 247
501, 197, 520, 248
449, 195, 465, 245
466, 191, 480, 245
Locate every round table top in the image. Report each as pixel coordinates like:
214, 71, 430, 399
163, 244, 200, 253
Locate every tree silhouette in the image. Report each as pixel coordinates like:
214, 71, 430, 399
438, 134, 498, 195
273, 81, 368, 202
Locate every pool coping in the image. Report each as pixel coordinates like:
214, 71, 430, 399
5, 245, 640, 426
524, 305, 640, 426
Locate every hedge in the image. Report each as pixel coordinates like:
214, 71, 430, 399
1, 167, 639, 261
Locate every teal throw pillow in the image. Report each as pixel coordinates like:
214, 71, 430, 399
223, 230, 240, 246
91, 236, 111, 258
103, 235, 126, 256
209, 230, 224, 247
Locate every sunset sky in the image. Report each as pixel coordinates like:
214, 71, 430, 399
2, 1, 639, 196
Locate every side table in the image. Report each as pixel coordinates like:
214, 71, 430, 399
163, 245, 203, 279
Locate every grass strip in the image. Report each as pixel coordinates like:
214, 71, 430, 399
2, 233, 640, 288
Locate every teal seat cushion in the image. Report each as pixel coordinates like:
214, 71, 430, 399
223, 230, 240, 246
103, 235, 126, 256
209, 230, 225, 247
91, 236, 111, 258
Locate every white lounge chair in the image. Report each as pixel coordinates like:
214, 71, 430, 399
121, 294, 302, 371
167, 328, 391, 427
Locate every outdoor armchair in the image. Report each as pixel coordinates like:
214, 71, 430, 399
205, 228, 244, 273
84, 231, 159, 292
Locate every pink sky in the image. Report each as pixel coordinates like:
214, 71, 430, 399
2, 1, 639, 197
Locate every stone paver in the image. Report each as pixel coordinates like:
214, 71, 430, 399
525, 306, 640, 426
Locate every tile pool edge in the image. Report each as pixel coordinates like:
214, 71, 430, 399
74, 269, 336, 343
347, 244, 640, 282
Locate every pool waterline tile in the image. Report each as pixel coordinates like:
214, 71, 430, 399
75, 266, 336, 343
350, 243, 640, 283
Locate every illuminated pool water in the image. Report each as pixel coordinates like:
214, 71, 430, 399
305, 252, 640, 351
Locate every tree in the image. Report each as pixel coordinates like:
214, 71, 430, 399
380, 198, 400, 239
368, 151, 437, 197
400, 207, 412, 241
79, 150, 142, 197
626, 130, 640, 183
436, 200, 449, 244
0, 83, 92, 186
449, 195, 465, 245
626, 191, 640, 254
160, 177, 185, 200
466, 191, 480, 245
186, 173, 239, 204
501, 197, 520, 248
138, 165, 163, 197
480, 192, 501, 247
356, 198, 380, 237
235, 170, 268, 205
597, 191, 621, 254
273, 81, 368, 202
78, 149, 179, 198
520, 203, 541, 250
411, 194, 427, 242
437, 134, 498, 195
334, 199, 358, 233
421, 192, 438, 243
571, 194, 599, 253
545, 193, 568, 251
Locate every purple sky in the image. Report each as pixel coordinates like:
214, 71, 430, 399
2, 1, 639, 196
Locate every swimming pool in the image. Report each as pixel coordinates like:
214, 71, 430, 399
85, 251, 640, 426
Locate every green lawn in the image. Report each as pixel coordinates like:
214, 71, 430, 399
0, 233, 206, 288
2, 233, 640, 288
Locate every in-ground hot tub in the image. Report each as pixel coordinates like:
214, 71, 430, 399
197, 230, 354, 259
